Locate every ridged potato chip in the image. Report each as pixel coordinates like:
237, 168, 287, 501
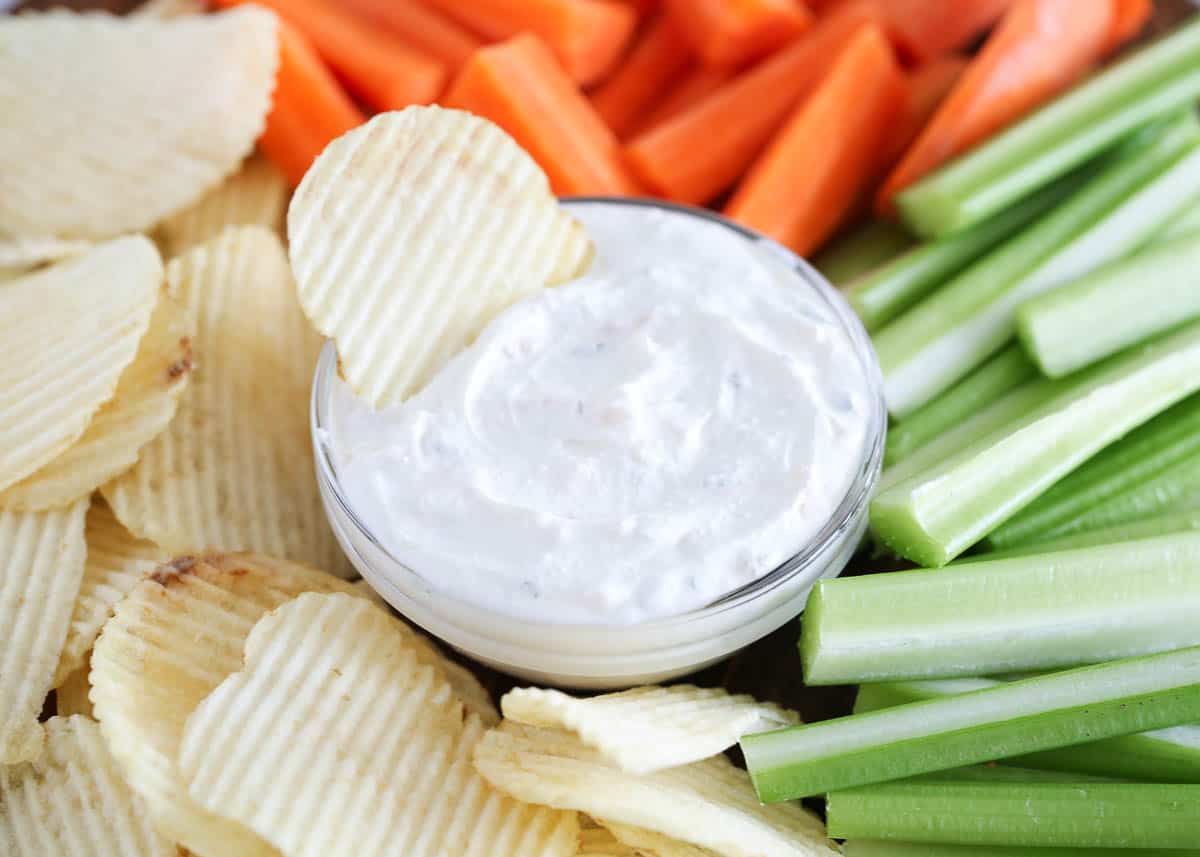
101, 226, 347, 576
1, 289, 192, 510
132, 0, 207, 18
55, 499, 167, 686
603, 823, 723, 857
578, 827, 639, 857
0, 236, 90, 271
0, 237, 161, 495
180, 592, 578, 857
55, 659, 94, 719
502, 685, 798, 774
474, 722, 837, 857
90, 553, 364, 857
158, 154, 288, 258
0, 7, 278, 239
0, 716, 177, 857
0, 499, 88, 764
288, 106, 594, 408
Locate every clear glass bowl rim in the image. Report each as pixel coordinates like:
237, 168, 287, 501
310, 195, 887, 632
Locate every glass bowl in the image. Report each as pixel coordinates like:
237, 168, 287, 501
311, 197, 886, 689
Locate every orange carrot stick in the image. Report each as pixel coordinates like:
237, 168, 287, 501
337, 0, 482, 67
590, 12, 692, 139
1104, 0, 1152, 52
868, 0, 1014, 63
665, 0, 814, 68
629, 64, 734, 136
725, 24, 905, 256
623, 0, 884, 204
258, 20, 366, 186
212, 0, 445, 111
875, 0, 1117, 214
880, 54, 969, 171
424, 0, 637, 86
442, 34, 642, 196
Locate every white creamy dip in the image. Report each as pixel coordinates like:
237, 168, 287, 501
330, 203, 872, 624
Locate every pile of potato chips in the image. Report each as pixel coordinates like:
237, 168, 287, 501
0, 6, 839, 856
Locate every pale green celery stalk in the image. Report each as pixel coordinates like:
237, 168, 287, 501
844, 840, 1200, 857
1018, 232, 1200, 376
845, 182, 1077, 331
870, 319, 1200, 567
877, 378, 1061, 494
1163, 202, 1200, 239
1028, 454, 1200, 544
826, 768, 1200, 849
741, 646, 1200, 801
799, 532, 1200, 684
877, 118, 1200, 418
884, 345, 1036, 466
854, 679, 1200, 782
981, 505, 1200, 559
814, 220, 914, 285
986, 393, 1200, 549
895, 17, 1200, 237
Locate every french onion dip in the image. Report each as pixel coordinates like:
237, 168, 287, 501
330, 203, 872, 623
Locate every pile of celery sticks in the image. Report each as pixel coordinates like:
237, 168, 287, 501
744, 15, 1200, 854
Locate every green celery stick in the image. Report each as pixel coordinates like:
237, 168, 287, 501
895, 17, 1200, 237
826, 769, 1200, 849
799, 533, 1200, 684
870, 319, 1200, 567
854, 679, 1200, 782
1018, 232, 1200, 376
742, 646, 1200, 801
844, 840, 1200, 857
981, 505, 1200, 559
846, 182, 1077, 331
877, 378, 1061, 494
885, 345, 1037, 466
877, 118, 1200, 418
1163, 203, 1200, 240
814, 220, 914, 286
987, 394, 1200, 549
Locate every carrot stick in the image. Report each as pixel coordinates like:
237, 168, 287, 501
725, 24, 905, 257
424, 0, 637, 86
1105, 0, 1152, 52
337, 0, 481, 67
258, 21, 366, 186
212, 0, 445, 110
665, 0, 814, 68
628, 64, 734, 136
590, 12, 692, 139
868, 0, 1014, 63
881, 54, 969, 171
442, 34, 642, 196
624, 0, 884, 204
876, 0, 1117, 215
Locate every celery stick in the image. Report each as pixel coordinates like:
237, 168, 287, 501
877, 378, 1061, 494
846, 182, 1077, 331
878, 119, 1200, 418
1163, 203, 1200, 240
981, 505, 1200, 559
987, 394, 1200, 549
885, 345, 1036, 466
1030, 454, 1200, 544
741, 645, 1200, 801
870, 319, 1200, 567
826, 769, 1200, 848
895, 17, 1200, 237
1018, 232, 1200, 376
814, 220, 914, 286
854, 679, 1200, 783
845, 840, 1200, 857
799, 533, 1200, 684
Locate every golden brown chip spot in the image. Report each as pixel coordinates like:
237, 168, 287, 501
148, 555, 198, 586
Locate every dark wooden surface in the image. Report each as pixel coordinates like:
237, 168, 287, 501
18, 0, 1198, 724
